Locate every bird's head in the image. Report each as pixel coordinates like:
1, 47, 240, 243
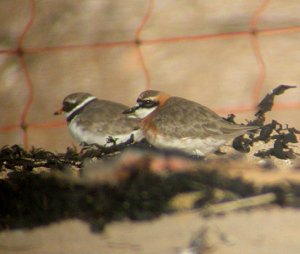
123, 90, 169, 119
54, 92, 96, 118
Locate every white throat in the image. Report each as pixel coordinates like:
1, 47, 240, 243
132, 105, 157, 119
64, 96, 96, 120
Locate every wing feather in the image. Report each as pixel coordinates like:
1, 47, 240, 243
152, 97, 255, 140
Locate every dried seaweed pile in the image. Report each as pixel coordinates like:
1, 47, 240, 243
230, 85, 299, 159
0, 147, 295, 231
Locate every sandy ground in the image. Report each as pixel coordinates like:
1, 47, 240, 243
1, 132, 300, 254
1, 207, 300, 254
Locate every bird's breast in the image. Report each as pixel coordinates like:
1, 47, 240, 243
140, 116, 158, 140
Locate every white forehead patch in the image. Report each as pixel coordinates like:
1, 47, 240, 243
140, 96, 156, 101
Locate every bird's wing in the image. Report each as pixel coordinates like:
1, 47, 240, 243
76, 100, 139, 134
152, 97, 253, 139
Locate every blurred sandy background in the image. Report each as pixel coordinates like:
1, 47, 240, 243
0, 0, 300, 152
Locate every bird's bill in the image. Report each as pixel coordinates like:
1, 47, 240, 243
54, 108, 63, 115
122, 105, 140, 118
123, 105, 140, 114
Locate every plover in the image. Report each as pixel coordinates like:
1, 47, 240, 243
55, 92, 143, 146
123, 90, 258, 156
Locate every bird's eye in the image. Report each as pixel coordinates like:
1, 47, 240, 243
141, 99, 158, 108
63, 101, 75, 112
144, 100, 152, 104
